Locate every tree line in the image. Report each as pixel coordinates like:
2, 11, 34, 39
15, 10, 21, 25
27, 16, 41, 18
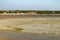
0, 10, 60, 14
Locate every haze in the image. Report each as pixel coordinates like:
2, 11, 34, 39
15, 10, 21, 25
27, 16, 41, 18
0, 0, 60, 10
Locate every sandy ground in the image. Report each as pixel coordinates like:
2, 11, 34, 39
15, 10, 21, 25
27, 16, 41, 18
0, 15, 60, 36
0, 37, 27, 40
0, 30, 60, 40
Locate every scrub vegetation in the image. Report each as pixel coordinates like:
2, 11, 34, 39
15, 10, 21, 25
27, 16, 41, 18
0, 10, 60, 14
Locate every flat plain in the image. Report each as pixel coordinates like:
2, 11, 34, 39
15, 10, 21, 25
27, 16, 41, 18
0, 15, 60, 40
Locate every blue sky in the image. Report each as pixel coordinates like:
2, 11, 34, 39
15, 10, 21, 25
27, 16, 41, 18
0, 0, 60, 10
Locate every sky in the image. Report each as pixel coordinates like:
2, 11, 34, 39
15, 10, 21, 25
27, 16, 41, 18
0, 0, 60, 10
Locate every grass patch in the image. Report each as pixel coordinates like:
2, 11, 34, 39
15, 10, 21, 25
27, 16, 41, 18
14, 28, 24, 32
6, 26, 24, 32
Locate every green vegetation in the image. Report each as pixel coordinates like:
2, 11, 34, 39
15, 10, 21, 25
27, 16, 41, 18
0, 10, 60, 14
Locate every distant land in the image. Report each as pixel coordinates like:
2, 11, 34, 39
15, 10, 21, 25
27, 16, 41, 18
0, 10, 60, 14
